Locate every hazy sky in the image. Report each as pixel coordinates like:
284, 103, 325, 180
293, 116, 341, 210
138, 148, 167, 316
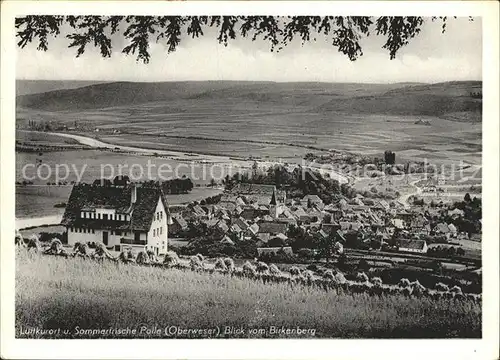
16, 17, 482, 83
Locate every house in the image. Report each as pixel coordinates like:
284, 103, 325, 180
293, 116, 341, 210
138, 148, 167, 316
434, 222, 451, 237
447, 223, 458, 235
169, 214, 188, 235
335, 230, 347, 243
448, 208, 465, 218
337, 199, 349, 210
233, 217, 250, 231
220, 235, 235, 245
317, 229, 330, 239
396, 210, 413, 223
378, 200, 390, 211
398, 239, 428, 254
258, 221, 289, 236
301, 195, 324, 210
194, 204, 209, 218
410, 214, 429, 231
321, 222, 341, 235
391, 218, 405, 230
61, 182, 171, 255
245, 223, 260, 237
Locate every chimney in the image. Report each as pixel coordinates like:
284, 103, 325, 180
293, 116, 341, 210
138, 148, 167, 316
131, 184, 137, 204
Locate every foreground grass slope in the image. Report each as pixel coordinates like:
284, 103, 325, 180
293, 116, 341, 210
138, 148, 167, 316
16, 251, 481, 339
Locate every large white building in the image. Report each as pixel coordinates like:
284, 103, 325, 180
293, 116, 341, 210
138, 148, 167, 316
61, 182, 171, 255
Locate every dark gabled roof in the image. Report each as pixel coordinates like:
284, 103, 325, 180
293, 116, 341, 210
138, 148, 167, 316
131, 186, 168, 231
172, 214, 188, 229
258, 221, 288, 235
62, 183, 168, 232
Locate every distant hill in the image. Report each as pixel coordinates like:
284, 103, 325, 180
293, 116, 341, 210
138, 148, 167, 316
16, 80, 481, 121
16, 80, 106, 96
16, 81, 420, 111
317, 81, 482, 121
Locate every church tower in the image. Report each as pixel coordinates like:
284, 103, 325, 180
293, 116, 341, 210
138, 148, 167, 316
269, 189, 278, 219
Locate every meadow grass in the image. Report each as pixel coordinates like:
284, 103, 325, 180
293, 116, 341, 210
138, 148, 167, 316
15, 251, 481, 339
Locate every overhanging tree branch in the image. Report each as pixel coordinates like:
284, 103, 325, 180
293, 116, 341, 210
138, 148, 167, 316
15, 15, 472, 63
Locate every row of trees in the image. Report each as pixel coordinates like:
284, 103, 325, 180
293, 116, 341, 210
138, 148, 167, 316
111, 176, 194, 194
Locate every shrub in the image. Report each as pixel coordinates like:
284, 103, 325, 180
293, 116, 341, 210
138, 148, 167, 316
411, 281, 426, 296
147, 250, 158, 263
289, 266, 301, 276
196, 253, 205, 262
302, 270, 315, 281
435, 282, 449, 292
45, 238, 63, 254
163, 251, 179, 267
398, 278, 411, 288
136, 251, 150, 265
323, 269, 335, 280
371, 277, 383, 287
73, 242, 90, 256
269, 264, 281, 276
256, 261, 269, 273
26, 234, 41, 251
190, 255, 204, 271
15, 232, 25, 247
306, 264, 318, 272
223, 258, 235, 272
242, 261, 256, 277
401, 286, 413, 297
334, 272, 347, 284
356, 272, 369, 283
214, 258, 228, 271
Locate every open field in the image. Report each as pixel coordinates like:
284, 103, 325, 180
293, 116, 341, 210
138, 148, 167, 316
16, 251, 481, 338
15, 186, 70, 218
16, 80, 482, 165
19, 225, 65, 238
15, 185, 222, 218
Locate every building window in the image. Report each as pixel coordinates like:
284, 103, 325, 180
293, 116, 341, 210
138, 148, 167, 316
160, 227, 162, 235
92, 229, 95, 234
153, 229, 156, 237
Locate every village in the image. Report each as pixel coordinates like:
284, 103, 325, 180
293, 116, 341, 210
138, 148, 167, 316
16, 153, 481, 298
